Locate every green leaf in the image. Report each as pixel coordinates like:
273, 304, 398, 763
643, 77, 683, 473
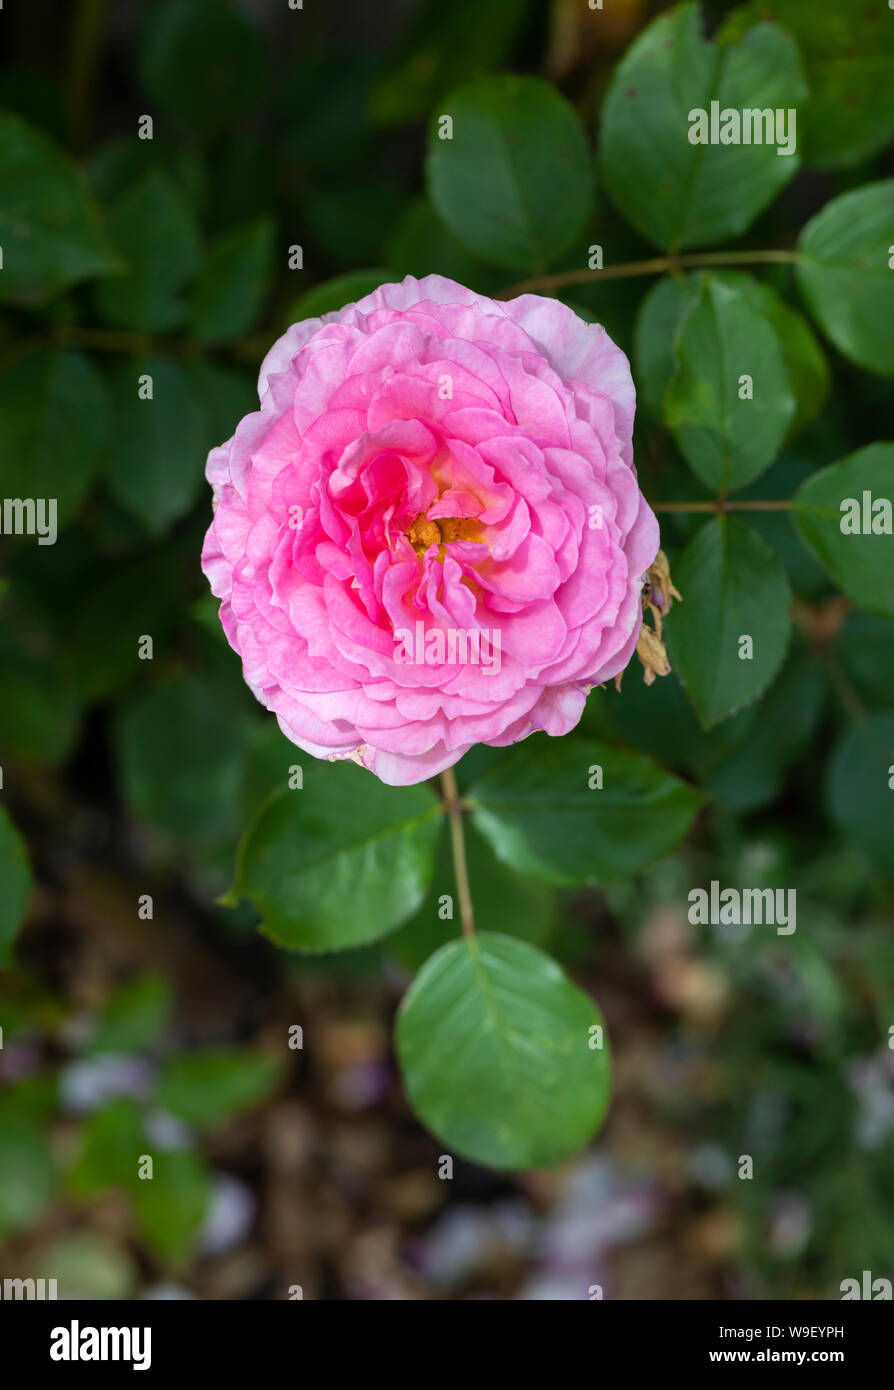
593, 638, 824, 814
88, 975, 173, 1056
836, 612, 894, 705
389, 821, 556, 972
426, 75, 593, 272
0, 624, 81, 765
191, 217, 274, 344
396, 933, 611, 1170
638, 272, 828, 438
238, 719, 305, 824
105, 357, 209, 534
739, 451, 835, 599
115, 675, 249, 846
747, 282, 830, 439
792, 444, 894, 618
666, 517, 792, 727
796, 181, 894, 377
0, 1120, 55, 1237
137, 0, 264, 136
42, 1233, 138, 1301
88, 133, 206, 208
0, 112, 118, 304
231, 761, 443, 951
467, 736, 702, 886
723, 1, 894, 169
585, 671, 707, 774
284, 270, 389, 325
0, 349, 111, 527
0, 806, 32, 967
132, 1149, 211, 1265
705, 644, 825, 812
634, 274, 697, 418
93, 170, 201, 332
69, 1100, 146, 1198
665, 277, 796, 492
156, 1049, 281, 1130
826, 716, 894, 870
599, 4, 806, 250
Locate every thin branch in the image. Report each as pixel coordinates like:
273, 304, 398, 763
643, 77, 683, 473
498, 249, 800, 299
0, 324, 269, 371
653, 500, 793, 514
440, 767, 475, 938
819, 651, 867, 722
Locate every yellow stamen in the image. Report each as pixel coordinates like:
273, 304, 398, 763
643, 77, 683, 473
405, 512, 482, 559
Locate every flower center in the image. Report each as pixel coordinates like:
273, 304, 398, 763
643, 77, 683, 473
405, 512, 482, 559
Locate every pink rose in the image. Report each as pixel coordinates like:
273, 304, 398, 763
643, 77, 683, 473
202, 274, 659, 786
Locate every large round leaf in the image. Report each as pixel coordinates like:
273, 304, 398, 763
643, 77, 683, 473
467, 736, 702, 886
427, 74, 592, 272
796, 181, 894, 376
396, 933, 611, 1169
599, 5, 805, 250
231, 761, 443, 951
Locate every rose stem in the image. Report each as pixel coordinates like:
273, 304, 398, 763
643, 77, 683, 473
440, 768, 475, 939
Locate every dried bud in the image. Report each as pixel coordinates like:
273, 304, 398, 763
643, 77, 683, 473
634, 549, 681, 685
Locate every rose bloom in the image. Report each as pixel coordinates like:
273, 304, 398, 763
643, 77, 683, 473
202, 275, 659, 786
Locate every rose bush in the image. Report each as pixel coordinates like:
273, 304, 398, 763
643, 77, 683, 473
3, 0, 893, 1214
202, 274, 659, 785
